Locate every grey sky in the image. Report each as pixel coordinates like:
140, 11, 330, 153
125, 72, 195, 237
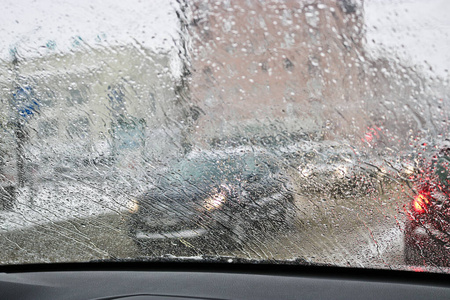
365, 0, 450, 78
0, 0, 179, 59
1, 0, 449, 78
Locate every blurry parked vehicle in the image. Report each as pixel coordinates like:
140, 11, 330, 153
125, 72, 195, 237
291, 142, 377, 196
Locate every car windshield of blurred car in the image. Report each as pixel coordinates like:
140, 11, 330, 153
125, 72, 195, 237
1, 0, 450, 272
168, 152, 271, 181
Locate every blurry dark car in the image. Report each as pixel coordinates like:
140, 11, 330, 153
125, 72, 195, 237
404, 147, 450, 266
127, 147, 296, 253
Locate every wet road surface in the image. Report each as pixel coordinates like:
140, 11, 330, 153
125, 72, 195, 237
0, 183, 408, 268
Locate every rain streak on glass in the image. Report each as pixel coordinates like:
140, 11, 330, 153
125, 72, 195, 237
0, 0, 449, 272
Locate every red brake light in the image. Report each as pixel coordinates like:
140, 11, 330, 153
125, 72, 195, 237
413, 193, 429, 213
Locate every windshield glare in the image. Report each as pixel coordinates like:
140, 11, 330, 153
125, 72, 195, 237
1, 0, 450, 273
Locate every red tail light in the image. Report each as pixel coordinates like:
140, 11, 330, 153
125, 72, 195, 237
413, 193, 430, 213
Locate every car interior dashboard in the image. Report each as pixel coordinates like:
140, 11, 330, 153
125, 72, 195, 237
1, 260, 450, 299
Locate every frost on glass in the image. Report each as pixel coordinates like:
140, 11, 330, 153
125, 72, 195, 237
0, 0, 449, 272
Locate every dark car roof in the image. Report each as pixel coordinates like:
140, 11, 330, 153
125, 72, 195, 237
150, 147, 281, 188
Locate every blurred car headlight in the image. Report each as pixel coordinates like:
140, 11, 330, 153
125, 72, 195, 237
299, 165, 313, 177
403, 165, 415, 176
127, 198, 139, 213
203, 191, 227, 211
335, 165, 349, 178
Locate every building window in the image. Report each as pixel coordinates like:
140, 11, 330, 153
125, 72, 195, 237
67, 117, 90, 139
38, 119, 58, 137
66, 88, 86, 106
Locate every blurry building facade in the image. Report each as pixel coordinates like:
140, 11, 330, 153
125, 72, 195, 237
0, 45, 185, 170
185, 0, 430, 150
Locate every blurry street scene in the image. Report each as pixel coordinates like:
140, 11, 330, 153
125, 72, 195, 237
0, 0, 449, 270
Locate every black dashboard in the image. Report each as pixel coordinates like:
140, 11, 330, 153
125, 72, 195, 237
1, 261, 450, 299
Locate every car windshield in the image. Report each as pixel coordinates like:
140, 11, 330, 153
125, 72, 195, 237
1, 0, 450, 273
164, 153, 273, 183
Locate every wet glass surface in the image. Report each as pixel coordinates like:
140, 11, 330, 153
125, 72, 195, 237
0, 0, 450, 272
